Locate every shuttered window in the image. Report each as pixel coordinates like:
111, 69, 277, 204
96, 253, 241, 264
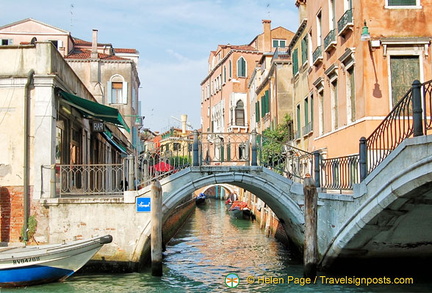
390, 56, 419, 107
388, 0, 416, 5
292, 48, 299, 75
237, 57, 246, 77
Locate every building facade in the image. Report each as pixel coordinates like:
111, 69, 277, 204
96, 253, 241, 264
200, 20, 294, 134
0, 19, 142, 243
292, 0, 432, 158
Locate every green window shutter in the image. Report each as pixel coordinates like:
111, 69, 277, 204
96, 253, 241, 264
122, 81, 128, 104
237, 57, 246, 77
301, 36, 308, 64
388, 0, 416, 5
265, 90, 270, 114
292, 49, 299, 75
255, 102, 260, 122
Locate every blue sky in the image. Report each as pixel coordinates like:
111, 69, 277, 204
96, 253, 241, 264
1, 0, 299, 132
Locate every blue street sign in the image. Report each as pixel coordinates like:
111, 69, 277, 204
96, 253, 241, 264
136, 197, 151, 212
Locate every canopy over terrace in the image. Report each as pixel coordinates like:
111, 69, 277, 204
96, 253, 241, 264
59, 91, 130, 133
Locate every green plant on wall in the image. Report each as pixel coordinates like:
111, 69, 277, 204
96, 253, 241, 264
260, 114, 293, 172
21, 215, 37, 243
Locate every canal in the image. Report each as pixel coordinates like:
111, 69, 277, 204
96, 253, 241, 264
3, 199, 431, 292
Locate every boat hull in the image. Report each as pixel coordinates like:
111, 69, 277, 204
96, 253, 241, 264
0, 235, 112, 287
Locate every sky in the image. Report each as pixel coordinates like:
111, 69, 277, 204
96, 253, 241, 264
1, 0, 299, 132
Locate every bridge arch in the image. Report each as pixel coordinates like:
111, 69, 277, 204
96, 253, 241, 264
199, 184, 238, 198
321, 146, 432, 269
160, 168, 305, 247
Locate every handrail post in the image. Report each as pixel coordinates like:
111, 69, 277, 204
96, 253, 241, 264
251, 130, 257, 166
412, 80, 423, 137
192, 130, 199, 166
359, 137, 367, 181
313, 151, 320, 188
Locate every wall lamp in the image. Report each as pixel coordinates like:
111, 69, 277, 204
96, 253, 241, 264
360, 20, 371, 41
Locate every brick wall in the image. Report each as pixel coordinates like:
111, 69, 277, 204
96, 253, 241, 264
0, 186, 25, 242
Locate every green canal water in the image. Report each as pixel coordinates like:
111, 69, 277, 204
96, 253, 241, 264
3, 199, 431, 292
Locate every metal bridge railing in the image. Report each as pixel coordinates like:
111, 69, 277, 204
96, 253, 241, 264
57, 163, 125, 197
360, 80, 432, 178
198, 132, 252, 165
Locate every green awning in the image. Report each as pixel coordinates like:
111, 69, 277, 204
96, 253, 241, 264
60, 91, 130, 133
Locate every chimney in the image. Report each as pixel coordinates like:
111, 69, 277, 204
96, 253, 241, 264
180, 114, 188, 134
91, 29, 98, 59
262, 20, 271, 52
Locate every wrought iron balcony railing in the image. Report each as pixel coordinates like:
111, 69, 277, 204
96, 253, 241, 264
312, 46, 323, 65
337, 9, 354, 36
324, 29, 337, 52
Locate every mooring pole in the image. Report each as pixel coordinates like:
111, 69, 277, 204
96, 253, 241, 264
303, 174, 318, 278
151, 180, 163, 276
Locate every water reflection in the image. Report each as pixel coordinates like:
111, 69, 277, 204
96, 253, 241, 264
3, 199, 431, 292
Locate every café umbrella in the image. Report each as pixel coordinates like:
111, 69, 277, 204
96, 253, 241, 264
152, 162, 174, 172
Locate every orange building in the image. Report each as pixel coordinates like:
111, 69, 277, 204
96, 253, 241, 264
200, 20, 294, 134
292, 0, 432, 158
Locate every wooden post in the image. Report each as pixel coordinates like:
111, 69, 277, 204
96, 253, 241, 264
151, 180, 163, 276
303, 174, 318, 278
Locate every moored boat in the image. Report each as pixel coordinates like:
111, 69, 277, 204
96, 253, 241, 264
195, 193, 207, 205
0, 234, 113, 287
228, 201, 254, 220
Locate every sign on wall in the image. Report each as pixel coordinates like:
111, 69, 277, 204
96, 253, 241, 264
92, 121, 104, 132
136, 197, 151, 212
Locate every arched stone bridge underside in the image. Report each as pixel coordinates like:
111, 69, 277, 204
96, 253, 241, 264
133, 135, 432, 271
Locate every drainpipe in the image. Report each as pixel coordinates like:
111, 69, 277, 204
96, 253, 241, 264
23, 69, 35, 243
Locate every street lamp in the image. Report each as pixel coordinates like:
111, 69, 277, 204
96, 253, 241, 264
360, 20, 371, 41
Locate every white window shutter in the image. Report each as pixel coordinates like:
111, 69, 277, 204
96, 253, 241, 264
106, 81, 112, 104
122, 81, 128, 104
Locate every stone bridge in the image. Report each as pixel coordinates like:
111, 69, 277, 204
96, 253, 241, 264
128, 134, 432, 270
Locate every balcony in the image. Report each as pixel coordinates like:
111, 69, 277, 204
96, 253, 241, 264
312, 46, 323, 66
337, 9, 353, 37
302, 122, 313, 137
324, 29, 337, 52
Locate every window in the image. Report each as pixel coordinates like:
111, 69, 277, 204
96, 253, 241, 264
237, 57, 246, 77
107, 76, 128, 104
292, 48, 299, 75
331, 80, 338, 130
255, 101, 260, 122
272, 39, 286, 48
317, 11, 322, 46
301, 36, 308, 65
111, 82, 124, 103
390, 56, 420, 107
235, 100, 245, 126
296, 104, 301, 137
304, 97, 309, 126
330, 0, 336, 30
387, 0, 417, 6
1, 39, 13, 45
318, 90, 324, 135
260, 90, 270, 117
346, 67, 356, 123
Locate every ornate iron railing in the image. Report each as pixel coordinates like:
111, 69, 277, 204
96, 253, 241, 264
337, 9, 353, 36
320, 154, 360, 190
138, 137, 193, 186
363, 80, 429, 175
58, 164, 124, 197
198, 132, 251, 165
312, 46, 323, 65
324, 29, 337, 52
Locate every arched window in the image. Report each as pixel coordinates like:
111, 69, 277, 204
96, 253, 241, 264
235, 100, 245, 126
237, 57, 246, 77
107, 75, 127, 104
